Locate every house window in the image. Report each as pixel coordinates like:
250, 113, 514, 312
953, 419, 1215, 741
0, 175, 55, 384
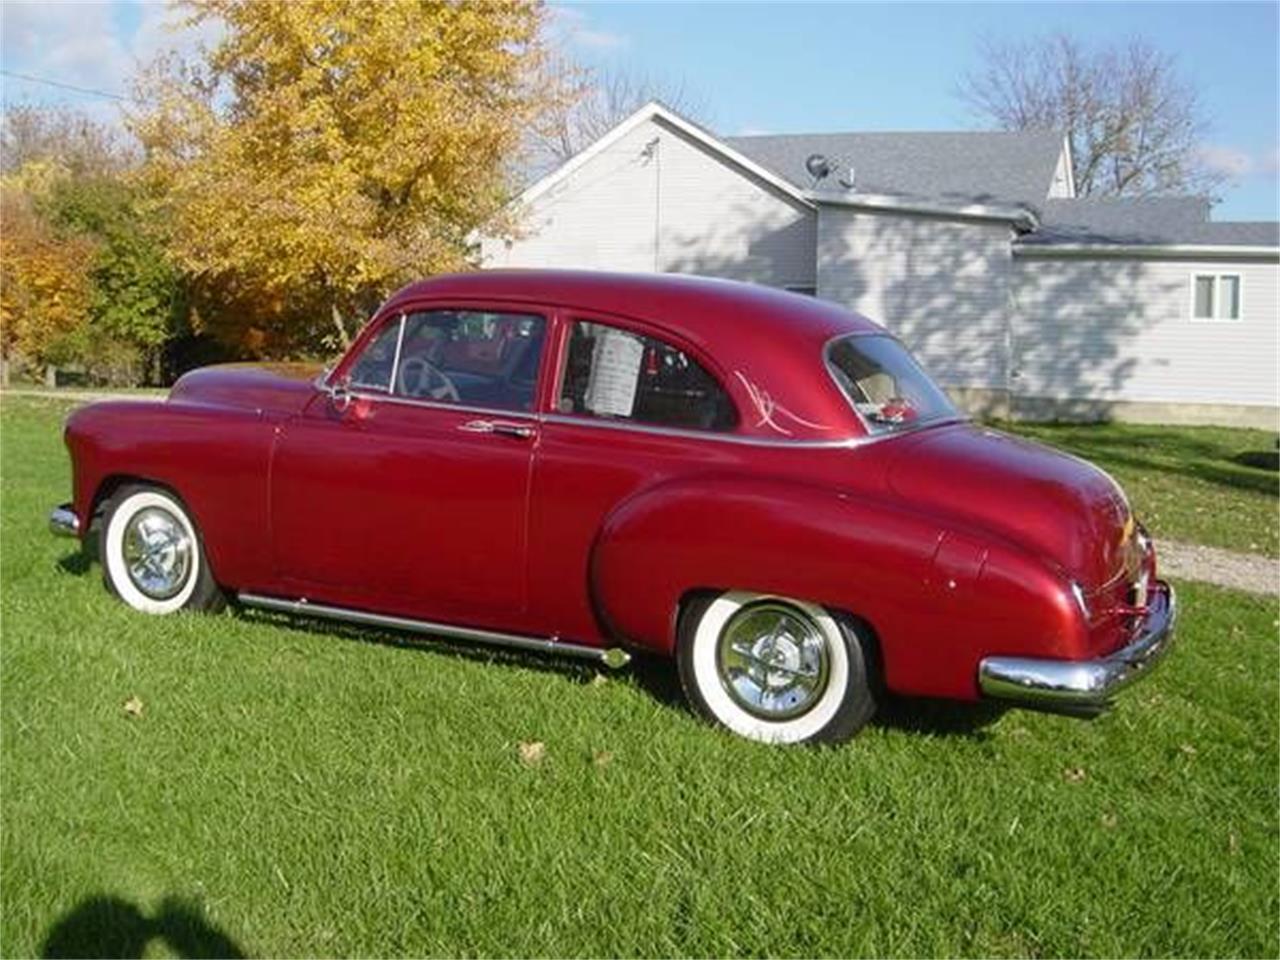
1191, 273, 1242, 321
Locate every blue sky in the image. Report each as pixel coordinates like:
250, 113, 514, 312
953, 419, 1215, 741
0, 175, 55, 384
3, 1, 1276, 220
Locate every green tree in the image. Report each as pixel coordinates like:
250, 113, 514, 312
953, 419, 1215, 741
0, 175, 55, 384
42, 176, 184, 381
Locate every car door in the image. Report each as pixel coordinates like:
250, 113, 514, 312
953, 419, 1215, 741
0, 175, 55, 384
528, 313, 742, 642
268, 303, 549, 624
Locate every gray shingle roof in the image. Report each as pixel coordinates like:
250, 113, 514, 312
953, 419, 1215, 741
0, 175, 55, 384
725, 130, 1066, 207
1019, 198, 1280, 247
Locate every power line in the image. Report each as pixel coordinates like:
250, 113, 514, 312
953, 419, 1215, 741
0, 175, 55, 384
0, 69, 135, 103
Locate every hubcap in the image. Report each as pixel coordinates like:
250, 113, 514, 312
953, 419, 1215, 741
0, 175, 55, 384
122, 506, 192, 600
716, 601, 830, 720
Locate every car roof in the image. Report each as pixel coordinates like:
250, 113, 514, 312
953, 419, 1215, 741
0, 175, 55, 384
382, 270, 887, 441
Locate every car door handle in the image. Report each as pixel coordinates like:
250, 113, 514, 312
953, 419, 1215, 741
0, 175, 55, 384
459, 419, 536, 440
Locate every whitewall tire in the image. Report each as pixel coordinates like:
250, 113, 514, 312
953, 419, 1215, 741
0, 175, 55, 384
677, 591, 879, 745
100, 485, 224, 615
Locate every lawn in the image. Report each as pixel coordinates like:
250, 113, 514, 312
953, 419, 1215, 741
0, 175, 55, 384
1001, 420, 1279, 557
2, 395, 1277, 958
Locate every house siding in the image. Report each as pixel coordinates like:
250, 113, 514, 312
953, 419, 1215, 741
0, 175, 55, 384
816, 206, 1015, 392
481, 117, 816, 289
1011, 254, 1280, 411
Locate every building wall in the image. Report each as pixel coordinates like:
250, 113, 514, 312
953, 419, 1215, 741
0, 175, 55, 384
1011, 253, 1280, 419
481, 116, 816, 290
816, 206, 1016, 392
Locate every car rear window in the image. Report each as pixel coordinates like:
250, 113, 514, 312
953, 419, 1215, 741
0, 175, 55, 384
826, 334, 958, 434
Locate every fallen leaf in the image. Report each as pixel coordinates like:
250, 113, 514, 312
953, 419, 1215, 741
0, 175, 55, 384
1100, 813, 1118, 829
518, 741, 546, 767
1179, 743, 1198, 756
1228, 831, 1240, 855
1063, 767, 1087, 784
122, 696, 144, 719
593, 750, 614, 769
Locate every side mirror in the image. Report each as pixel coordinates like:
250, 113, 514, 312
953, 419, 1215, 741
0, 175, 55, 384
324, 374, 352, 413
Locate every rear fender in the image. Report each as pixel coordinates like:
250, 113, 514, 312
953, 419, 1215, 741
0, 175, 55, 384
589, 474, 1084, 700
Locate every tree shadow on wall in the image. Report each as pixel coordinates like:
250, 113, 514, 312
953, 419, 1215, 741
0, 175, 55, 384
41, 895, 245, 959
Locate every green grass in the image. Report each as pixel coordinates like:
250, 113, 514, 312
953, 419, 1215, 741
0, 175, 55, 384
2, 396, 1277, 958
1000, 420, 1279, 557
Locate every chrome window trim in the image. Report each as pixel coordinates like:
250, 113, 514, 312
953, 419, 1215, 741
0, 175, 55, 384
822, 332, 967, 437
388, 312, 407, 391
343, 387, 540, 421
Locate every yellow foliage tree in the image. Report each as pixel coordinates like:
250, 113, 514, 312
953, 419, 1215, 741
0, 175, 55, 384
130, 0, 561, 351
0, 177, 97, 371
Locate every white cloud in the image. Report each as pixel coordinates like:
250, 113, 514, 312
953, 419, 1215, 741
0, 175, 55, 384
549, 5, 628, 52
1, 1, 131, 94
735, 126, 774, 137
1198, 143, 1280, 180
0, 0, 222, 112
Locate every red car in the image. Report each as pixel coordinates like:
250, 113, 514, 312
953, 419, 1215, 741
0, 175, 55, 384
50, 271, 1175, 745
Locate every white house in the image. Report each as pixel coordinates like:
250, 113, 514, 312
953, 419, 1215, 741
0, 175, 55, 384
481, 103, 1280, 428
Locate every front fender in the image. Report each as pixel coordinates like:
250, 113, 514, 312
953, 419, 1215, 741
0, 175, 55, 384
65, 399, 278, 589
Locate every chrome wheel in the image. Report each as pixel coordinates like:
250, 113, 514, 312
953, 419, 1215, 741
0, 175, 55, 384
716, 601, 831, 720
121, 506, 192, 600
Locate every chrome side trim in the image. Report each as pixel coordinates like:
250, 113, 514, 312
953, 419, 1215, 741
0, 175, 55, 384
539, 413, 872, 449
237, 592, 631, 669
49, 503, 80, 537
978, 581, 1176, 711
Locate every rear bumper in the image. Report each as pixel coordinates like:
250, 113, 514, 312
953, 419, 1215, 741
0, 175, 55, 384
49, 503, 80, 538
978, 581, 1176, 712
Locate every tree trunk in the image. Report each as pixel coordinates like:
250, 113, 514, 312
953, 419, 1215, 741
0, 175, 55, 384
331, 303, 352, 349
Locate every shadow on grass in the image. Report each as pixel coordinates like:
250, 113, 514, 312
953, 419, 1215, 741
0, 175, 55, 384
1234, 449, 1279, 472
56, 544, 1004, 742
41, 894, 244, 959
1000, 423, 1280, 498
873, 695, 1009, 740
239, 606, 614, 688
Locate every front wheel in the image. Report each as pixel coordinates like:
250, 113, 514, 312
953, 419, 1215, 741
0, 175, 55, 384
100, 485, 224, 615
677, 591, 878, 745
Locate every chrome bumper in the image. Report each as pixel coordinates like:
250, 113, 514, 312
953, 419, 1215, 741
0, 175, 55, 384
49, 503, 80, 538
978, 581, 1176, 712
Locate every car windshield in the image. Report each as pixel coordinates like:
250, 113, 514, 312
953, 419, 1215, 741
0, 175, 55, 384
826, 334, 958, 434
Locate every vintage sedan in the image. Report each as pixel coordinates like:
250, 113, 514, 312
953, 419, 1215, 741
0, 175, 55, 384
50, 270, 1175, 744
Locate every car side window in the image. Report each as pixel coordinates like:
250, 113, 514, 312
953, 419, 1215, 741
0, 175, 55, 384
558, 320, 737, 432
347, 319, 402, 392
345, 309, 545, 411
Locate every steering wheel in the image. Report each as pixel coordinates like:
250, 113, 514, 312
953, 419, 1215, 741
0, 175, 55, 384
398, 356, 460, 402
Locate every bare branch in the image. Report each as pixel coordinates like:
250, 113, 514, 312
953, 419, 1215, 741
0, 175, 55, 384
957, 33, 1225, 199
521, 63, 710, 181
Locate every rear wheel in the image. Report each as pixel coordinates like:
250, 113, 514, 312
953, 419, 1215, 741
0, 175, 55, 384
100, 485, 224, 615
677, 591, 878, 745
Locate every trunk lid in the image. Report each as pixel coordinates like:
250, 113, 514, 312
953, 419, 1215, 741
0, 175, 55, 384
886, 424, 1134, 589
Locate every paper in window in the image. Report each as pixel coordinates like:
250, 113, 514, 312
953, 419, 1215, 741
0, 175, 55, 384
584, 328, 644, 417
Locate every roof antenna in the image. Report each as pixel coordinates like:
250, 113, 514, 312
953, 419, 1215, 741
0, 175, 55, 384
804, 153, 831, 186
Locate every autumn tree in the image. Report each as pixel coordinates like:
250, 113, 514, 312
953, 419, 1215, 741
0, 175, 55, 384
959, 33, 1224, 198
130, 0, 562, 352
0, 177, 97, 375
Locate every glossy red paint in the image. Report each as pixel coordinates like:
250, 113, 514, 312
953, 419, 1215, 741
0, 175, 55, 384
61, 270, 1161, 701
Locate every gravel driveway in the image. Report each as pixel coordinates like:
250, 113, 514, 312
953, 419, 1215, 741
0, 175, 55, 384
1159, 540, 1279, 596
